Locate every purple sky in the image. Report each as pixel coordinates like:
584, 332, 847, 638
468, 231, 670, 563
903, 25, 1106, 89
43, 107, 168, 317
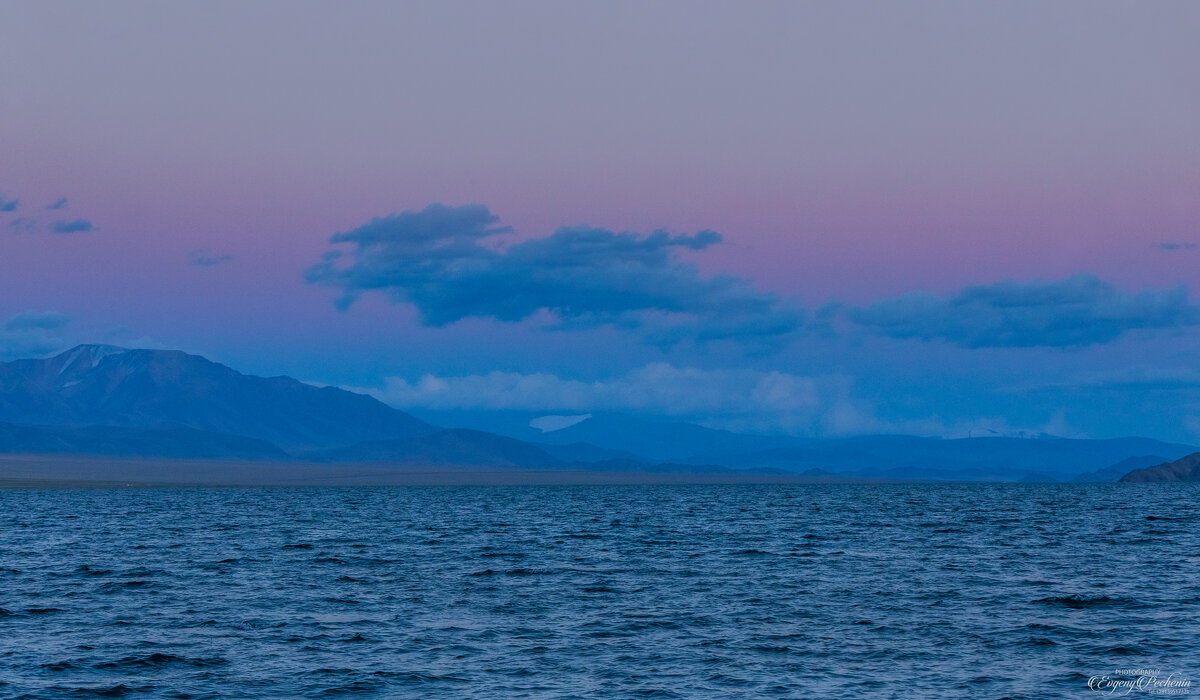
3, 1, 1200, 441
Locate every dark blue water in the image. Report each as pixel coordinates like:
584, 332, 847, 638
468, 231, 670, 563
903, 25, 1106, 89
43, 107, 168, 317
1, 483, 1197, 698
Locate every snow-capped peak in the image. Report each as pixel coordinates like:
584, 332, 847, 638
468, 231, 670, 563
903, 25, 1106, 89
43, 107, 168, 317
56, 344, 129, 374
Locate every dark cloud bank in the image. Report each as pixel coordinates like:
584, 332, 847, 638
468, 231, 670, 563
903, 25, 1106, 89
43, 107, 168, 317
848, 274, 1199, 348
306, 203, 802, 346
308, 204, 1200, 351
51, 218, 95, 234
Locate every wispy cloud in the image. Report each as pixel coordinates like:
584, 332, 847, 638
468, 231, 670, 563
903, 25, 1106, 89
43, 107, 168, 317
4, 311, 72, 332
2, 195, 95, 234
1158, 241, 1197, 252
847, 274, 1200, 348
9, 217, 37, 233
188, 249, 235, 267
307, 203, 802, 347
51, 219, 95, 234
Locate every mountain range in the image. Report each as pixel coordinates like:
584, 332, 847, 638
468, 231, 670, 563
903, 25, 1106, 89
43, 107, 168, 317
417, 408, 1198, 481
0, 345, 430, 449
0, 345, 1196, 482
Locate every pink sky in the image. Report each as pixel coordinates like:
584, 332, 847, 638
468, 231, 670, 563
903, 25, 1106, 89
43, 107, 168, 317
3, 1, 1200, 441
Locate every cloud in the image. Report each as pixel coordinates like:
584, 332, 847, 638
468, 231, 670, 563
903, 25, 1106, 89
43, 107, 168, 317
51, 219, 95, 234
364, 363, 866, 434
4, 311, 72, 332
529, 414, 592, 432
1014, 367, 1200, 393
847, 274, 1200, 348
1158, 241, 1196, 251
4, 198, 93, 234
306, 203, 802, 346
359, 363, 1057, 438
9, 217, 37, 233
0, 311, 72, 360
188, 249, 235, 267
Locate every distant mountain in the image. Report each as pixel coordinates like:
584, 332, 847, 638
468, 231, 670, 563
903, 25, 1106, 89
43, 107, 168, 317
2, 346, 1196, 480
1119, 453, 1200, 482
305, 429, 562, 467
413, 410, 800, 462
0, 347, 791, 470
407, 408, 1200, 480
534, 441, 640, 463
697, 435, 1198, 480
414, 410, 1198, 479
0, 345, 432, 449
1074, 455, 1167, 482
0, 421, 287, 460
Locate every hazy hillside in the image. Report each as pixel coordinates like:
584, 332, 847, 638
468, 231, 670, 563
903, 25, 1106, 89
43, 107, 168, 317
1, 347, 1196, 479
0, 345, 432, 449
414, 410, 801, 462
0, 421, 288, 460
1119, 453, 1200, 482
1074, 455, 1167, 482
305, 429, 563, 467
415, 409, 1198, 479
706, 435, 1198, 479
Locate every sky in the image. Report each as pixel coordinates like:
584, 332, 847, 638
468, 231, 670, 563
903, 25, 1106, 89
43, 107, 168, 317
2, 1, 1200, 442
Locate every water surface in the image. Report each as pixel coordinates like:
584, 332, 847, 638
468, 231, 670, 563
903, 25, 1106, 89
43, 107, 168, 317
1, 483, 1196, 698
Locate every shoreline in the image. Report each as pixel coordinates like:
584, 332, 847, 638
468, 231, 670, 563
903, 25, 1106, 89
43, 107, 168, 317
1, 455, 1184, 488
0, 454, 840, 488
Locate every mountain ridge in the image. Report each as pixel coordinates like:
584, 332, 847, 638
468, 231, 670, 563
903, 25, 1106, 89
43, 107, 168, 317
1119, 453, 1200, 482
0, 345, 433, 449
304, 428, 563, 467
0, 421, 289, 460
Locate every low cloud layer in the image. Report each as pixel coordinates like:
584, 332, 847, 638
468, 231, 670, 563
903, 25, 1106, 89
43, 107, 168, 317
1016, 367, 1200, 394
362, 363, 1052, 438
847, 274, 1200, 348
366, 363, 870, 435
4, 311, 71, 332
0, 311, 72, 360
0, 195, 17, 212
307, 203, 802, 346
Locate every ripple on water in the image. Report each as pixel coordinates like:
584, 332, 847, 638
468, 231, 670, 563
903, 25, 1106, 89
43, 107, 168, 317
1033, 594, 1134, 609
0, 482, 1196, 699
93, 653, 229, 671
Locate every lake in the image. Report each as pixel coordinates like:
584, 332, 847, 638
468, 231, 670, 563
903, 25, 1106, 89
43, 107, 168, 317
1, 483, 1196, 698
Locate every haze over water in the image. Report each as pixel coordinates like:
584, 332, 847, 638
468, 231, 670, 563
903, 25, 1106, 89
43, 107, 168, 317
1, 483, 1196, 698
